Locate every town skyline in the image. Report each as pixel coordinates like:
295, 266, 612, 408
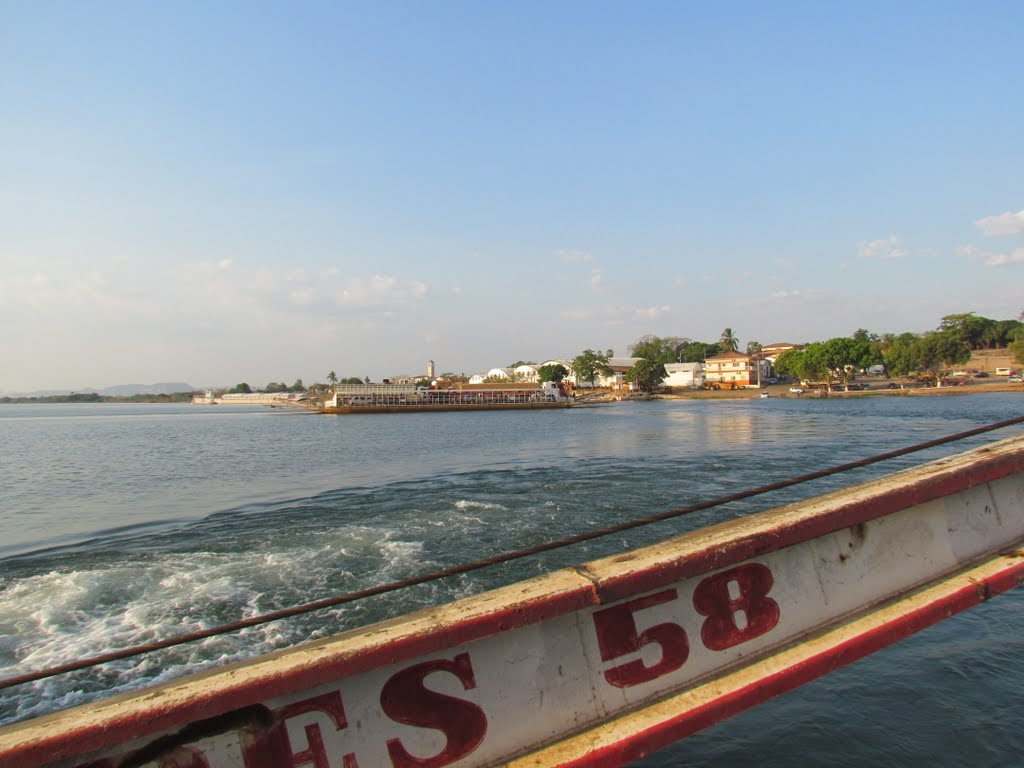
3, 3, 1022, 393
6, 310, 1019, 397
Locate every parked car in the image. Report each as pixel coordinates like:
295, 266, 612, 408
1009, 376, 1023, 383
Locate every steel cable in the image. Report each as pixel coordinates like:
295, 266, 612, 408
2, 414, 1022, 691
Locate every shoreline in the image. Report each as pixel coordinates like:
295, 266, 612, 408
596, 379, 1024, 402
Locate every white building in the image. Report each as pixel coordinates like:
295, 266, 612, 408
513, 364, 539, 382
663, 362, 705, 389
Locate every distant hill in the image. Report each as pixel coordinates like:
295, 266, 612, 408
96, 382, 196, 396
7, 382, 197, 398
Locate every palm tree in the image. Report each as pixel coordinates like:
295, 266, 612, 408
720, 328, 739, 353
327, 371, 338, 389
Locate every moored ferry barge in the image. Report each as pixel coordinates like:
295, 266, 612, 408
319, 381, 574, 414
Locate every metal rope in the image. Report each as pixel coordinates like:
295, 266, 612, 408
2, 414, 1022, 691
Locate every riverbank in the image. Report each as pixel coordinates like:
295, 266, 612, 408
595, 378, 1024, 402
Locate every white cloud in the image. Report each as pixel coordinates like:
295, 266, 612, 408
985, 250, 1024, 267
339, 275, 429, 305
556, 249, 594, 263
288, 286, 316, 305
2, 258, 431, 333
589, 269, 608, 292
770, 289, 824, 300
975, 209, 1024, 237
858, 235, 909, 260
961, 244, 1024, 268
633, 305, 672, 320
737, 288, 826, 307
560, 303, 673, 324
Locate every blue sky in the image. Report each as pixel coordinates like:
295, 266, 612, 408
2, 2, 1022, 391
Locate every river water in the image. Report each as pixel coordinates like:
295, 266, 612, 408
1, 395, 1023, 766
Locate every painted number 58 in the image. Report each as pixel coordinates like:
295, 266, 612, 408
592, 563, 780, 688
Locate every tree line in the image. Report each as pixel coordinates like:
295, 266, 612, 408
774, 313, 1023, 387
564, 312, 1024, 394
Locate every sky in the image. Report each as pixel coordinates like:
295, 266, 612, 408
2, 1, 1022, 393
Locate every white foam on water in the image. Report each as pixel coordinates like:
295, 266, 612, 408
0, 525, 435, 726
454, 500, 507, 512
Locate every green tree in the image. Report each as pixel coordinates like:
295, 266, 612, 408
856, 332, 883, 368
913, 332, 971, 386
939, 312, 994, 350
819, 335, 879, 386
327, 371, 338, 388
290, 379, 305, 392
68, 392, 102, 402
677, 340, 719, 363
719, 328, 739, 352
571, 349, 613, 387
985, 319, 1023, 348
881, 333, 918, 383
625, 359, 668, 394
537, 363, 569, 383
798, 343, 831, 385
264, 381, 288, 393
229, 383, 252, 394
774, 346, 829, 384
628, 335, 678, 364
773, 348, 804, 380
745, 341, 763, 356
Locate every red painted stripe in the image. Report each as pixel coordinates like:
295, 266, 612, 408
557, 556, 1024, 768
594, 451, 1024, 603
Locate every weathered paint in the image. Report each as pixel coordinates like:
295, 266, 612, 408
1, 435, 1023, 768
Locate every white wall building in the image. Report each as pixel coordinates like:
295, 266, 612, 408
663, 362, 705, 389
513, 364, 539, 382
